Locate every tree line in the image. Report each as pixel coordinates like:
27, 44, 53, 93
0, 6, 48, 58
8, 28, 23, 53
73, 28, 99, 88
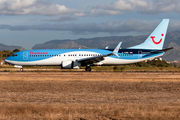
0, 49, 20, 60
133, 60, 171, 67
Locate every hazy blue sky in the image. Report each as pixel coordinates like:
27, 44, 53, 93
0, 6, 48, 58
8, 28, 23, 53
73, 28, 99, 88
0, 0, 180, 49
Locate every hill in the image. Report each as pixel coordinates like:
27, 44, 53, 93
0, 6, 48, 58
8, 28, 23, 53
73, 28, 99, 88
32, 31, 180, 61
0, 43, 25, 51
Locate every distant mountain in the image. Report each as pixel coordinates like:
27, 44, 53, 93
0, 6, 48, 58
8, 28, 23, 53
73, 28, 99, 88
32, 31, 180, 61
32, 36, 147, 49
0, 43, 25, 51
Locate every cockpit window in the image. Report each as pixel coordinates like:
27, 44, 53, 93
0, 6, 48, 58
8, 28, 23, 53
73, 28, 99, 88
12, 54, 18, 57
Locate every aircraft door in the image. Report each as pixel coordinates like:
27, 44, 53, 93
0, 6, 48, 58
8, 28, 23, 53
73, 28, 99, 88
23, 52, 28, 60
138, 51, 142, 59
74, 53, 79, 59
74, 53, 82, 60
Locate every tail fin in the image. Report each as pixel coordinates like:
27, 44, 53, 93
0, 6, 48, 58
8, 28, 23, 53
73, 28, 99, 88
129, 19, 169, 50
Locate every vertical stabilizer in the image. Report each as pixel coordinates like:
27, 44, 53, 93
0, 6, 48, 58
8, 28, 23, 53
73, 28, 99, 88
129, 19, 169, 50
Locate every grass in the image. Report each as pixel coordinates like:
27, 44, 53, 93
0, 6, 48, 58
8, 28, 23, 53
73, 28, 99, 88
0, 65, 14, 68
0, 72, 180, 119
91, 66, 180, 72
1, 62, 180, 72
0, 103, 180, 119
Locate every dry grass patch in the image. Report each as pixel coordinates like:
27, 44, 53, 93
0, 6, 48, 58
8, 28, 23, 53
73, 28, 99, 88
0, 103, 180, 119
0, 72, 180, 119
0, 72, 180, 82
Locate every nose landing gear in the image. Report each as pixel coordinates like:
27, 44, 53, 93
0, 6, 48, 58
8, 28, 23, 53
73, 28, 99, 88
14, 65, 23, 72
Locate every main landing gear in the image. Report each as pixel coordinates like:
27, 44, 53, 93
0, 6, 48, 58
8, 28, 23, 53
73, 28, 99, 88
20, 68, 23, 72
85, 66, 91, 72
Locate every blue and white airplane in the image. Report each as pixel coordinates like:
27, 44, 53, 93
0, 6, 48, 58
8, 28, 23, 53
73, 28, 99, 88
5, 19, 173, 71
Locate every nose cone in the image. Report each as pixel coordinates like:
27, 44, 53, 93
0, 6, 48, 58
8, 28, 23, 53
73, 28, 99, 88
4, 57, 10, 64
4, 57, 8, 63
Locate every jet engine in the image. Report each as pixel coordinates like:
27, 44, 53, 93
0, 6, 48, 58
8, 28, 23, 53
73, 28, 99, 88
61, 60, 81, 69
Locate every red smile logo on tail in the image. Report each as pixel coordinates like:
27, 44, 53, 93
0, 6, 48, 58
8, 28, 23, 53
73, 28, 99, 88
151, 34, 164, 44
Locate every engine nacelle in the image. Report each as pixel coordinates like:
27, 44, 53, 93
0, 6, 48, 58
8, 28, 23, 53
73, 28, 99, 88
61, 60, 81, 69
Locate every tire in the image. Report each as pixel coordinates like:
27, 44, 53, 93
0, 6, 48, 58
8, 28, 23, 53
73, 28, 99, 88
85, 66, 91, 72
20, 68, 23, 72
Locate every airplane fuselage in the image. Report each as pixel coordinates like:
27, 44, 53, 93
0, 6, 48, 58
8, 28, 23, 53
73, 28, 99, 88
5, 49, 164, 67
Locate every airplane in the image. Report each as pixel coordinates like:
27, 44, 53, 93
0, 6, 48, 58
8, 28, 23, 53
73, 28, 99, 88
5, 19, 173, 72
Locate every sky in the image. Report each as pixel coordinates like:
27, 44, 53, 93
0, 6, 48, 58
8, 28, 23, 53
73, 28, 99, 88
0, 0, 180, 49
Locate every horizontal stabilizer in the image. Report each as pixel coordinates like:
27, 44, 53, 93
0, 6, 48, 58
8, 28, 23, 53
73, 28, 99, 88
158, 47, 174, 52
150, 47, 173, 53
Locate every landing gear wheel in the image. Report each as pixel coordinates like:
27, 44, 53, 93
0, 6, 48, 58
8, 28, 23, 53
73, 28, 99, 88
85, 66, 91, 72
20, 68, 23, 72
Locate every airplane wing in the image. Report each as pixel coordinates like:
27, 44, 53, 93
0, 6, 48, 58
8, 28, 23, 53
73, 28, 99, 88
78, 54, 108, 65
77, 42, 122, 65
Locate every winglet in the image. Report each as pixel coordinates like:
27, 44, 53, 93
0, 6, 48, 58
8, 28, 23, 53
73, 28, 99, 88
105, 46, 109, 49
112, 42, 122, 58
